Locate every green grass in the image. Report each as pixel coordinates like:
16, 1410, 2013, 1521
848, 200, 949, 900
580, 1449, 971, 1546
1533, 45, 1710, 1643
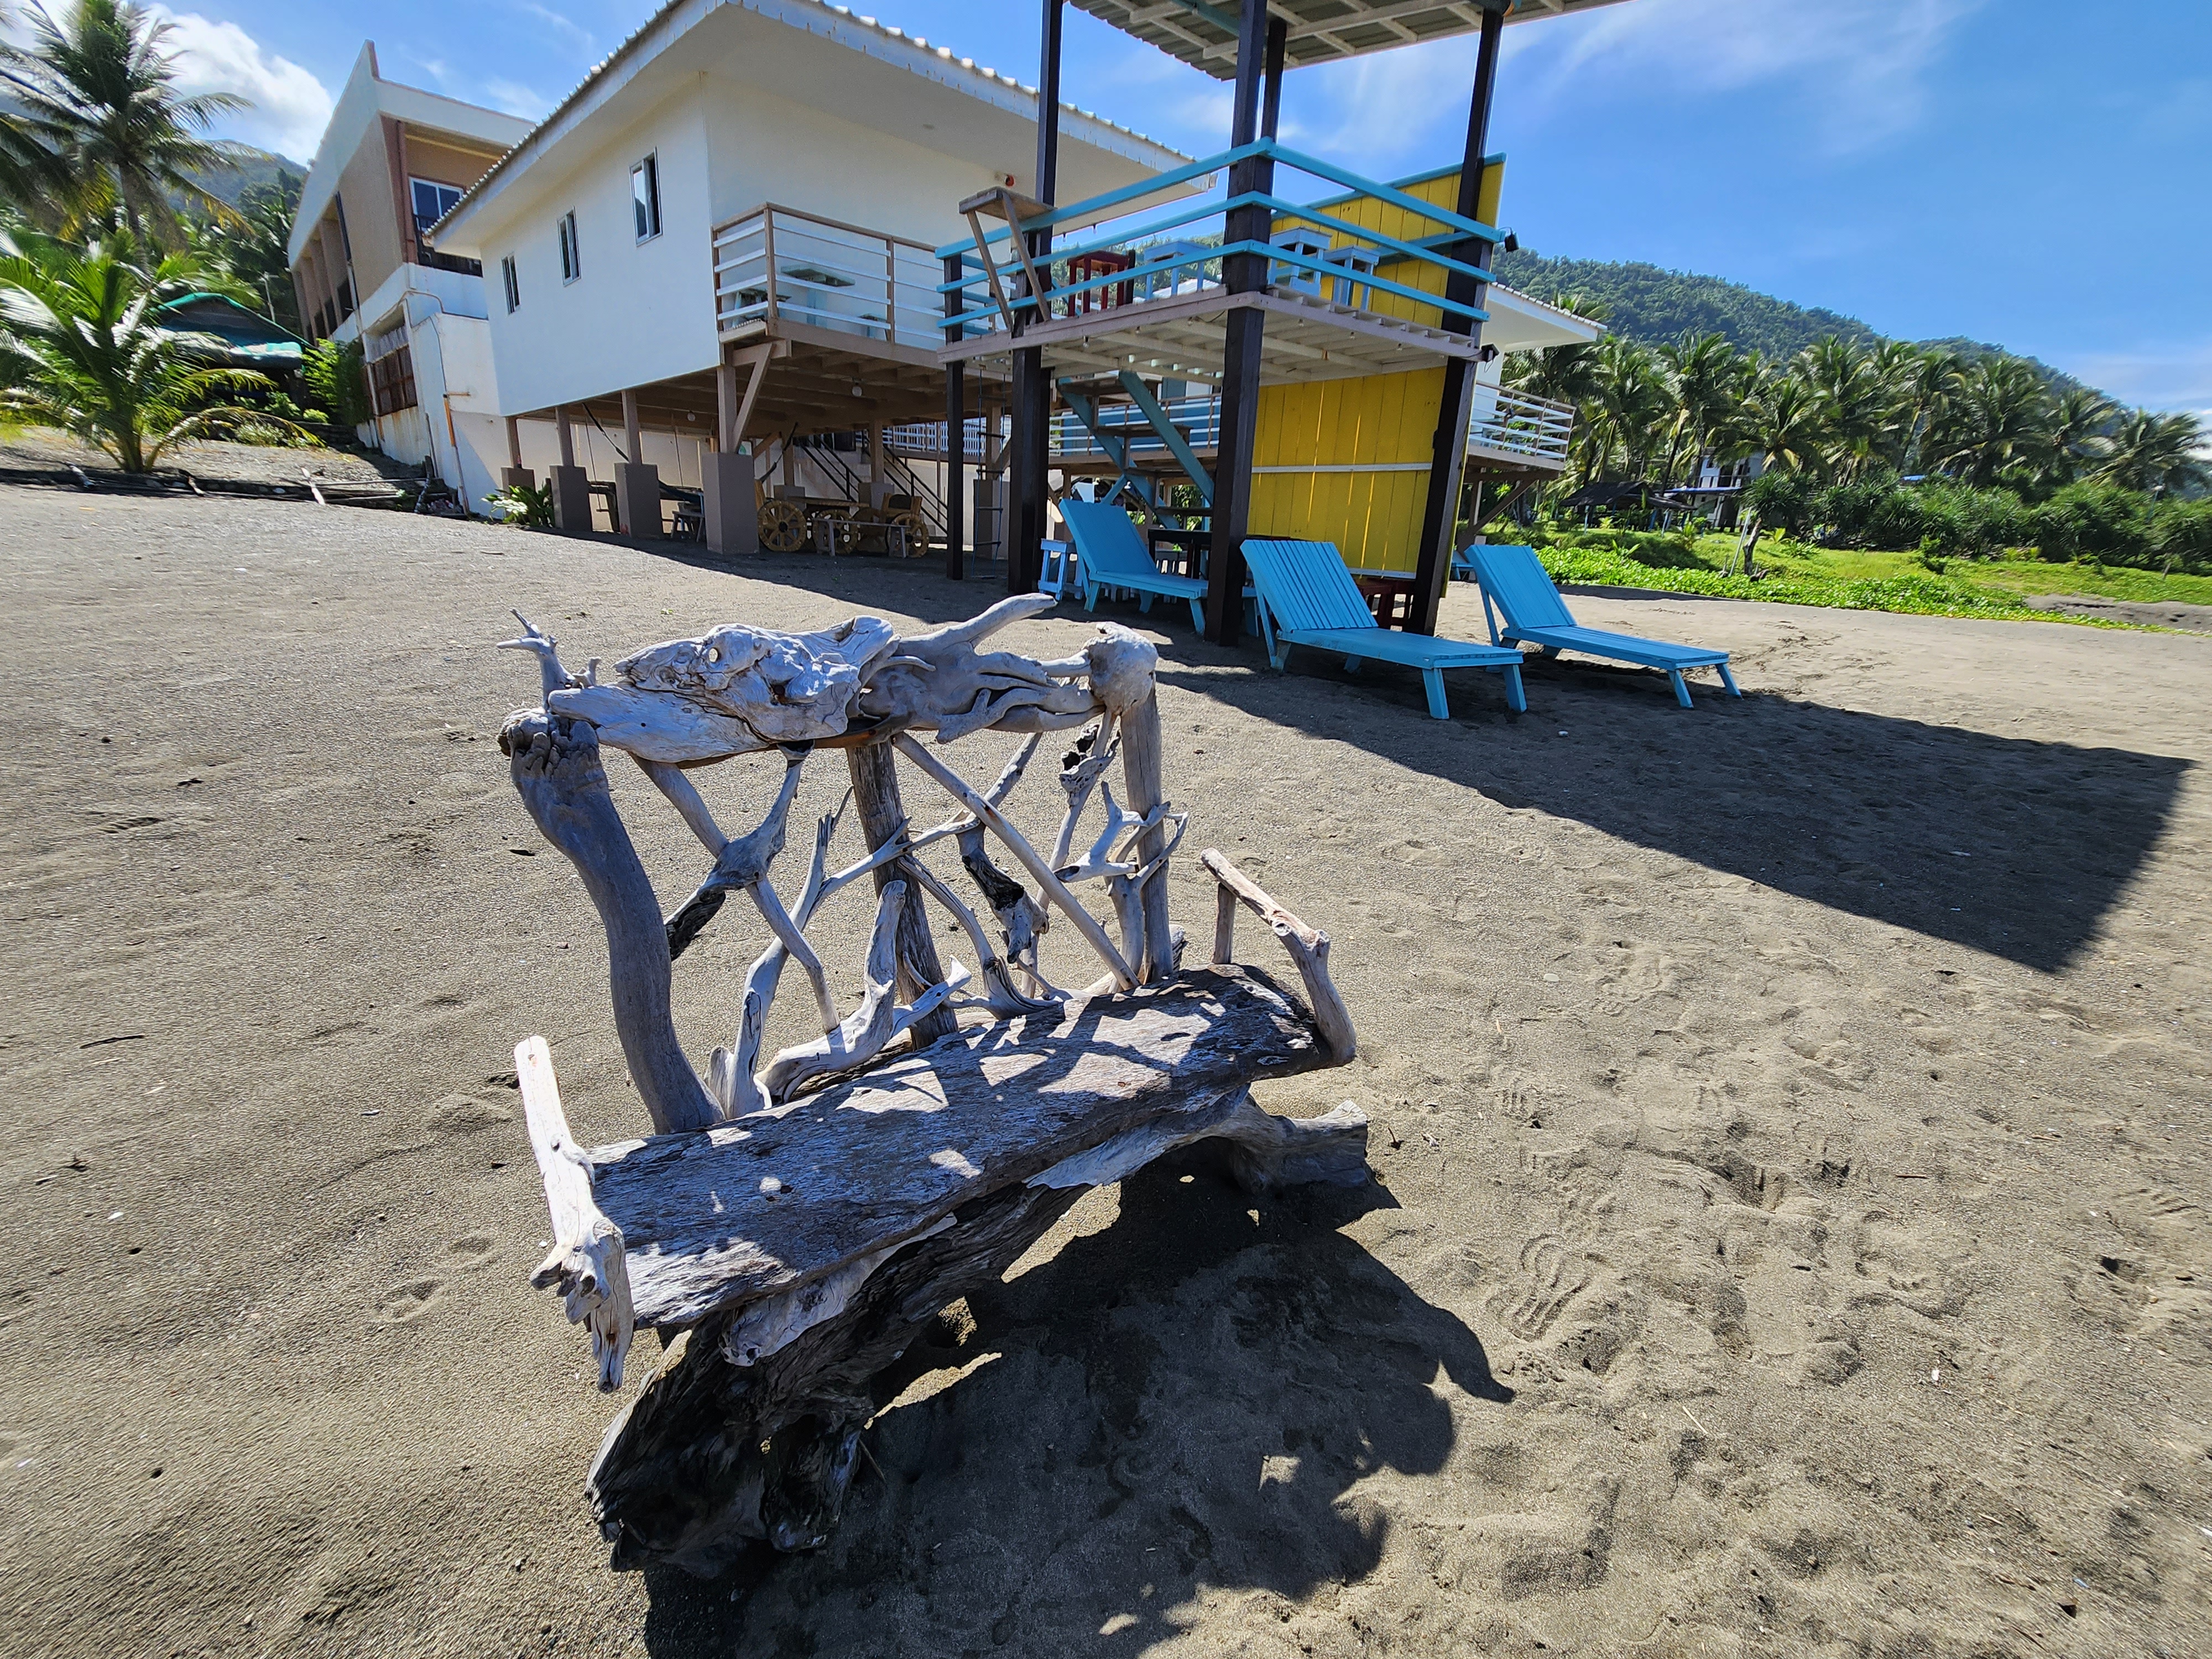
1966, 557, 2212, 607
1510, 529, 2202, 627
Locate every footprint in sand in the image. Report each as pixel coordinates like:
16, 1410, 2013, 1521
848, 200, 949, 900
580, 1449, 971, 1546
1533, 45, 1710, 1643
1493, 1236, 1590, 1339
426, 1093, 514, 1133
373, 1277, 444, 1323
445, 1231, 498, 1270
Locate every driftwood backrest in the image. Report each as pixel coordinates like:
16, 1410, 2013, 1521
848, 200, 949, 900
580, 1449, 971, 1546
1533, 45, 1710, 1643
496, 592, 1352, 1142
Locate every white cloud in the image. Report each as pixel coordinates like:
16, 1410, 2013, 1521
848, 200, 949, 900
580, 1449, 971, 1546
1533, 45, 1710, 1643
1289, 0, 1985, 174
149, 9, 333, 163
1516, 0, 1987, 155
401, 53, 552, 123
2065, 340, 2212, 421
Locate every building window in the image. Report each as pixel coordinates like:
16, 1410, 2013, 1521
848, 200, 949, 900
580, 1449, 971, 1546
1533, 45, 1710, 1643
410, 178, 464, 237
558, 210, 581, 283
502, 254, 520, 313
631, 154, 661, 242
368, 345, 418, 417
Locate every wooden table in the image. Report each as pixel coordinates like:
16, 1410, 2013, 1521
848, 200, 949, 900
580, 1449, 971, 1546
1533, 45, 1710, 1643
1347, 568, 1417, 628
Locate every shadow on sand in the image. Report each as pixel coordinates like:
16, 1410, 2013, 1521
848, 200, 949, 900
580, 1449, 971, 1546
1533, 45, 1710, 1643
1160, 655, 2188, 975
633, 1147, 1508, 1655
635, 549, 2187, 972
638, 545, 2187, 968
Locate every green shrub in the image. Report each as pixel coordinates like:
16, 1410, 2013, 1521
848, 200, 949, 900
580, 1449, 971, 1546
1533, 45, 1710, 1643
303, 339, 372, 431
2147, 498, 2212, 574
2032, 482, 2153, 566
486, 478, 555, 528
1743, 467, 1815, 535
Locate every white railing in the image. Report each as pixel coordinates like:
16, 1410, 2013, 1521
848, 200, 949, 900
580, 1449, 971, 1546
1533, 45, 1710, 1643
712, 205, 944, 347
882, 416, 1008, 463
1469, 387, 1574, 467
1052, 392, 1220, 460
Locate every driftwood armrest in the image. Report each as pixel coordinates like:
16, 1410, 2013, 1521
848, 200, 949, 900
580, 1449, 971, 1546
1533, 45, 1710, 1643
1201, 848, 1357, 1063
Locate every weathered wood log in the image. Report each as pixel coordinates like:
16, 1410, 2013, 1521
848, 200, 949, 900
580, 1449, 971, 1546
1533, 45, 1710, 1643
587, 1177, 1085, 1572
582, 1081, 1369, 1574
1201, 848, 1358, 1065
845, 738, 959, 1044
519, 1036, 634, 1391
891, 732, 1135, 989
565, 967, 1334, 1334
756, 881, 964, 1101
1117, 688, 1176, 983
502, 710, 719, 1133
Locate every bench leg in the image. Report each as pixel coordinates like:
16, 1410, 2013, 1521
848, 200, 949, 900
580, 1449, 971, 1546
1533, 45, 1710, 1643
1422, 666, 1449, 720
1668, 668, 1693, 708
1139, 591, 1154, 613
1188, 596, 1204, 632
1083, 581, 1100, 613
1718, 662, 1741, 697
1501, 660, 1526, 713
1343, 655, 1362, 674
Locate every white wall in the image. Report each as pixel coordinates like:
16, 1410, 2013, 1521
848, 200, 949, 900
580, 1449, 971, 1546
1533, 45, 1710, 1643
468, 86, 721, 418
700, 84, 1007, 246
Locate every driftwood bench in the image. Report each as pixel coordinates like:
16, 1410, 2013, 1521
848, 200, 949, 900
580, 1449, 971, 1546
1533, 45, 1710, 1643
497, 594, 1366, 1574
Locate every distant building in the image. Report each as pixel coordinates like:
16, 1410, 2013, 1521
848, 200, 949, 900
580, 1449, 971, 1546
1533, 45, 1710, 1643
285, 45, 533, 508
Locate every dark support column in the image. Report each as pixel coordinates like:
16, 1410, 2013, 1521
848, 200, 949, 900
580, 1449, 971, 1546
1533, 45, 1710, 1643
1410, 0, 1506, 636
1201, 1, 1278, 646
1008, 0, 1065, 597
943, 254, 967, 580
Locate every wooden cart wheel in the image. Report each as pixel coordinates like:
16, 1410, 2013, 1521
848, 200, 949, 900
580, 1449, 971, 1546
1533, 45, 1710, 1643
758, 498, 807, 553
886, 509, 928, 555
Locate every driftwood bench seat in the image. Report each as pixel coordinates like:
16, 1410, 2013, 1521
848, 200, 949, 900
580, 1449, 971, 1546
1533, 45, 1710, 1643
496, 594, 1369, 1574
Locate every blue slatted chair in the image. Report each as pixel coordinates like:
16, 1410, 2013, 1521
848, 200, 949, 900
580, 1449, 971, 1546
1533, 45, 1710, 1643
1469, 543, 1740, 708
1241, 539, 1527, 720
1060, 500, 1208, 631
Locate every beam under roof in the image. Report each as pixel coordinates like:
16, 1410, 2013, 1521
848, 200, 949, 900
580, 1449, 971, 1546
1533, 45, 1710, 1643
1066, 0, 1635, 79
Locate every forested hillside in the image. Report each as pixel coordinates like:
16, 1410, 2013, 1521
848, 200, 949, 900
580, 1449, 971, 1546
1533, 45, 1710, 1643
1490, 249, 2088, 396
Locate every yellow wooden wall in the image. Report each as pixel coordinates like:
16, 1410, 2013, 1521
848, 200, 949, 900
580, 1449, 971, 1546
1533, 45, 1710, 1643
1246, 159, 1503, 573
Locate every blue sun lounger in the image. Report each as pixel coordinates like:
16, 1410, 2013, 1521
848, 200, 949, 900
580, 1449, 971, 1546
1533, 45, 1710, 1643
1058, 500, 1209, 632
1241, 538, 1527, 719
1469, 542, 1740, 708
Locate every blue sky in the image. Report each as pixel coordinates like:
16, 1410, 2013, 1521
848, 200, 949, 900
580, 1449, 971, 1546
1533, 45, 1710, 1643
124, 0, 2210, 418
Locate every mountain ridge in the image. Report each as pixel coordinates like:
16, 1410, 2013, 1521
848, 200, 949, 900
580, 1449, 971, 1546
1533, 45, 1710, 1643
1490, 249, 2095, 400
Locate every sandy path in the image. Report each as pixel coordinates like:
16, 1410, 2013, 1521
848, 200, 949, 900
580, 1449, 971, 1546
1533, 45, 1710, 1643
2, 488, 2206, 1658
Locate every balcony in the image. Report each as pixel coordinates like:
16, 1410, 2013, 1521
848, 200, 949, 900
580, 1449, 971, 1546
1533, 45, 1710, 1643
712, 205, 943, 354
937, 138, 1504, 387
1467, 387, 1574, 470
1051, 384, 1573, 472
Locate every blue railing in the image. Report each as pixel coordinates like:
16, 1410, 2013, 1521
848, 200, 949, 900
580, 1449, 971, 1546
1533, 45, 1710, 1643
935, 139, 1500, 341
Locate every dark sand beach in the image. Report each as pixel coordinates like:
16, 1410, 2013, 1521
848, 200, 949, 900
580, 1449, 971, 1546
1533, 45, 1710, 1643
3, 487, 2206, 1657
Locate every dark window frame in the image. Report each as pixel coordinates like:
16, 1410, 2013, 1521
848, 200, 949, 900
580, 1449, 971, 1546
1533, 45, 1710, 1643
631, 154, 661, 243
558, 210, 581, 283
501, 254, 520, 313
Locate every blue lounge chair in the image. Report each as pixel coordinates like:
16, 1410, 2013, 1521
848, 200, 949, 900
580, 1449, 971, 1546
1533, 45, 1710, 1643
1469, 542, 1740, 708
1059, 500, 1208, 632
1241, 538, 1527, 719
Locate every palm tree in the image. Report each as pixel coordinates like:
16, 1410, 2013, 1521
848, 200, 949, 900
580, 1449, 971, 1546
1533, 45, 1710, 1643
2030, 387, 2115, 491
2098, 409, 2210, 498
0, 225, 272, 471
0, 1, 248, 238
1891, 348, 1961, 474
1577, 334, 1671, 484
1797, 336, 1887, 479
1923, 356, 2052, 488
1657, 330, 1739, 486
1743, 369, 1827, 474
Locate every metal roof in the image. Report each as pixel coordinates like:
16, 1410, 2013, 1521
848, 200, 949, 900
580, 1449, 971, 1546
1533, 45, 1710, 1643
1067, 0, 1637, 80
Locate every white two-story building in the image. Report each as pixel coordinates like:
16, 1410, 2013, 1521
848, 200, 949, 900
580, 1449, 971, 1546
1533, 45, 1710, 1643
430, 0, 1192, 550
